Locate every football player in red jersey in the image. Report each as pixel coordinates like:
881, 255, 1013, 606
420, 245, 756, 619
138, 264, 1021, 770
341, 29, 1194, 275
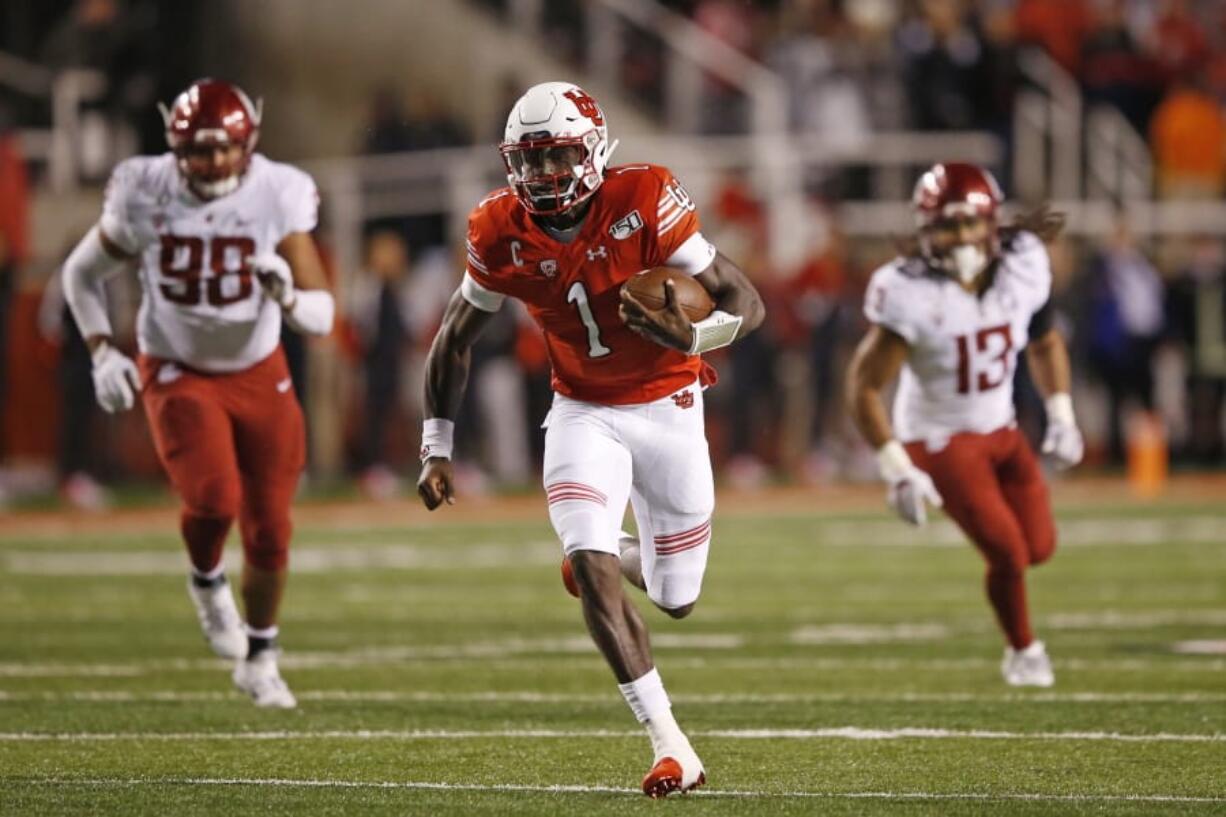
61, 79, 335, 707
417, 82, 764, 795
847, 163, 1083, 686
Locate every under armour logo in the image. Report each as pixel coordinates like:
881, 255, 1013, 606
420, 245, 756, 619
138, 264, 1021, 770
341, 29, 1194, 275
671, 390, 694, 410
586, 246, 608, 261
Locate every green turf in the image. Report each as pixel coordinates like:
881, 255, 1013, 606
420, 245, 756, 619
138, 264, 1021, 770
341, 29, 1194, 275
1, 499, 1224, 815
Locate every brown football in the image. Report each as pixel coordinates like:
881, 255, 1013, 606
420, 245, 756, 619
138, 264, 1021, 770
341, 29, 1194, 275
621, 268, 714, 322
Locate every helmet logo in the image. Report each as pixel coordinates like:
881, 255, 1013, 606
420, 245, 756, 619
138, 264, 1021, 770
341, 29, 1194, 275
563, 89, 604, 126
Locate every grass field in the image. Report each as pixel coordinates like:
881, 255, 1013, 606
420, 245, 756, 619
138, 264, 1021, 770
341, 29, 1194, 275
1, 488, 1224, 815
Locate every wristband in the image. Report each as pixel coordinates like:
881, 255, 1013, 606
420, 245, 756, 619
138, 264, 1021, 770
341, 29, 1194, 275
284, 289, 335, 336
875, 439, 913, 484
420, 418, 455, 462
1044, 393, 1075, 427
688, 310, 742, 355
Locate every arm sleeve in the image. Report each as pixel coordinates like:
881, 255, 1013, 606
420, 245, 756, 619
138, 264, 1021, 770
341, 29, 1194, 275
97, 159, 142, 254
61, 226, 129, 339
664, 231, 717, 276
460, 271, 505, 312
863, 265, 917, 344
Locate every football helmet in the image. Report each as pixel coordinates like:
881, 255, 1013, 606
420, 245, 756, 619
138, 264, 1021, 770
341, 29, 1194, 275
500, 81, 618, 215
912, 162, 1004, 284
159, 79, 262, 199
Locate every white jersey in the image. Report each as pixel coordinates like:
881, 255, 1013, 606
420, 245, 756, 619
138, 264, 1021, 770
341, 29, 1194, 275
100, 153, 318, 373
864, 231, 1052, 448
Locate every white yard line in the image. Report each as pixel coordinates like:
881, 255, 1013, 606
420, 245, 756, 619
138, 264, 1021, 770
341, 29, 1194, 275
18, 777, 1226, 804
2, 689, 1224, 704
1, 727, 1221, 743
1, 542, 557, 575
2, 652, 1223, 677
816, 515, 1226, 548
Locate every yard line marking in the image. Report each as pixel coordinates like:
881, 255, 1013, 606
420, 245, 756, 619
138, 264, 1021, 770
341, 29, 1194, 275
816, 515, 1226, 548
2, 542, 558, 575
3, 653, 1223, 677
3, 690, 1224, 704
2, 727, 1221, 743
21, 777, 1226, 804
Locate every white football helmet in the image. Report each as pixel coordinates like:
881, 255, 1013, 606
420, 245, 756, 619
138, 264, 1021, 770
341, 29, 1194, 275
500, 81, 618, 215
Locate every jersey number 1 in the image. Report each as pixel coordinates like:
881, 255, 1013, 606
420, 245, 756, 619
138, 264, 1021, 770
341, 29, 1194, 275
566, 282, 611, 358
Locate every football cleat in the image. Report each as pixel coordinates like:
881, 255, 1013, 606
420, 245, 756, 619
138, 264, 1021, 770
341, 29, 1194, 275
1002, 640, 1055, 687
186, 575, 247, 659
232, 649, 297, 708
561, 555, 581, 598
642, 751, 706, 798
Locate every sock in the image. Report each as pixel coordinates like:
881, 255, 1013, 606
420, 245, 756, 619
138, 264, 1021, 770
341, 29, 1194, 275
245, 624, 279, 658
190, 562, 226, 589
986, 569, 1032, 650
619, 668, 685, 757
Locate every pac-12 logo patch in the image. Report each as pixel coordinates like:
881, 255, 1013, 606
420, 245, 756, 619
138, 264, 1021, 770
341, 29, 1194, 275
671, 390, 695, 410
609, 210, 644, 241
539, 259, 558, 278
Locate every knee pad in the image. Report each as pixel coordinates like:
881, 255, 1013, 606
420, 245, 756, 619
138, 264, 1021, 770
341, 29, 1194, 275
646, 556, 706, 611
183, 474, 240, 520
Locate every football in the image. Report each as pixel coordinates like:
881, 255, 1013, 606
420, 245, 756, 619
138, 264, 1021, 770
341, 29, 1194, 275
622, 268, 714, 322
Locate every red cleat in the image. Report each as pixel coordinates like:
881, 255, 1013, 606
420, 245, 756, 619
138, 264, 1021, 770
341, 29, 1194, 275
641, 756, 706, 798
560, 556, 581, 598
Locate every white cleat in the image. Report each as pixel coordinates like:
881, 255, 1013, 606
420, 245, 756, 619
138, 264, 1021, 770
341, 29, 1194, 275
186, 576, 247, 659
233, 649, 297, 709
642, 739, 705, 798
1002, 640, 1055, 687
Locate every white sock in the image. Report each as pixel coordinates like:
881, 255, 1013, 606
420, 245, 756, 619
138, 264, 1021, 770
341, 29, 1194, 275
192, 562, 226, 581
619, 668, 686, 756
245, 624, 278, 640
618, 667, 669, 723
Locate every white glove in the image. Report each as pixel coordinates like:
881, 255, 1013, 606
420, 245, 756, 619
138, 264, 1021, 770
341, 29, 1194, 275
1041, 393, 1084, 470
877, 440, 943, 526
91, 342, 141, 413
248, 253, 295, 308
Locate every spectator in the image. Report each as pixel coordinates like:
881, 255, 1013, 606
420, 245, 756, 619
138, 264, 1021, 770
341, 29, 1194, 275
896, 0, 996, 131
0, 103, 29, 492
1149, 79, 1226, 199
1014, 0, 1093, 76
1165, 235, 1226, 464
1080, 0, 1165, 134
350, 231, 413, 498
1083, 215, 1166, 463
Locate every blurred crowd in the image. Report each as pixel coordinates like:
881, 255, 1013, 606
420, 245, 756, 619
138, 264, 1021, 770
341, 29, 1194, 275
1, 0, 1225, 507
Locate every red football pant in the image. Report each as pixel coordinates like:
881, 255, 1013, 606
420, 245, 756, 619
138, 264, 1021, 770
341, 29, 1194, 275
906, 426, 1056, 649
140, 347, 305, 573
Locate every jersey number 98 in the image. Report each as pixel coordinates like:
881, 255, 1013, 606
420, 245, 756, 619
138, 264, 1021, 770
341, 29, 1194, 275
159, 234, 256, 307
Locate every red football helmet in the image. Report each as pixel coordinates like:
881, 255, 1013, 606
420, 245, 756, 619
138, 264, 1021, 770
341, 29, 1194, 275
159, 79, 262, 199
912, 162, 1004, 284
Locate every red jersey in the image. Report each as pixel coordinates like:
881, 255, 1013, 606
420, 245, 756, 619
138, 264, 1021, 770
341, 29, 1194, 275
464, 164, 709, 405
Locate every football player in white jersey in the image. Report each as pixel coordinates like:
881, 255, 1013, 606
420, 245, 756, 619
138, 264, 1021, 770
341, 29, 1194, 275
847, 162, 1084, 687
61, 79, 336, 707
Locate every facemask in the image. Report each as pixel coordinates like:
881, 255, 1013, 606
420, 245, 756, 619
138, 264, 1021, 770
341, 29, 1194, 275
950, 244, 988, 284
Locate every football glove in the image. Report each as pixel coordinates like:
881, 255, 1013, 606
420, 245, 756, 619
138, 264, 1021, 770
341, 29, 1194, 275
1041, 393, 1084, 470
877, 440, 943, 526
249, 253, 295, 308
91, 341, 141, 413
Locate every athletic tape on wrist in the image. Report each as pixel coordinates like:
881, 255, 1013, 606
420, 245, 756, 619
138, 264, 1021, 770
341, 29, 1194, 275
688, 310, 742, 355
420, 418, 455, 462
